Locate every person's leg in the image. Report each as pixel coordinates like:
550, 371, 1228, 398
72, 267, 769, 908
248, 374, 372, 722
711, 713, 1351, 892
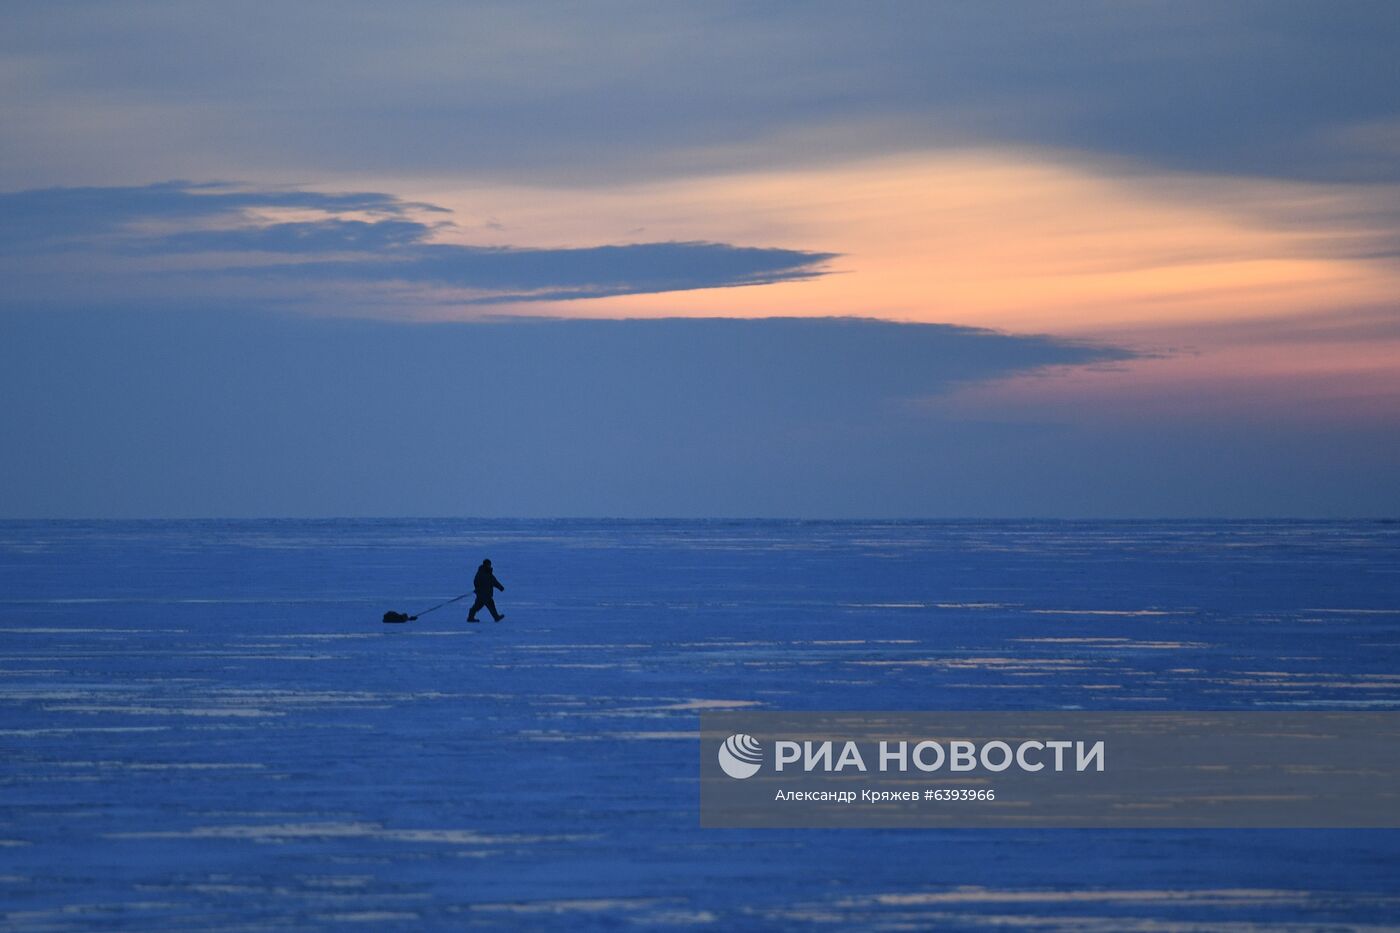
467, 595, 487, 621
486, 596, 503, 621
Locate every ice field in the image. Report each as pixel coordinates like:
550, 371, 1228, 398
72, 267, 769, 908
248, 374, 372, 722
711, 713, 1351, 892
1, 519, 1398, 929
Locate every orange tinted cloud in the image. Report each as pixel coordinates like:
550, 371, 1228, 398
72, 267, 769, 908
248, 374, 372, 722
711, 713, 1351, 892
399, 150, 1400, 337
376, 150, 1400, 425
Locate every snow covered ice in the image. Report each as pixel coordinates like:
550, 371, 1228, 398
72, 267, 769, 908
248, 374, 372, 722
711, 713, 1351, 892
1, 519, 1398, 929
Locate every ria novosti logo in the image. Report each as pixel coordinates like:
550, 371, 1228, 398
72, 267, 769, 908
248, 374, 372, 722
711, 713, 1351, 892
716, 732, 1106, 779
718, 733, 763, 779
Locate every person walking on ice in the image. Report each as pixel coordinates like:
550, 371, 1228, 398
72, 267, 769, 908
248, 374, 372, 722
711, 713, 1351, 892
467, 559, 505, 623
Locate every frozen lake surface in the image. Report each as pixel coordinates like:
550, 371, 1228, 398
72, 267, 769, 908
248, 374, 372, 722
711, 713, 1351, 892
2, 519, 1398, 929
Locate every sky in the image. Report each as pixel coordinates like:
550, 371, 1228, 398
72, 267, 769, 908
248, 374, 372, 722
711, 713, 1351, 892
2, 1, 1398, 517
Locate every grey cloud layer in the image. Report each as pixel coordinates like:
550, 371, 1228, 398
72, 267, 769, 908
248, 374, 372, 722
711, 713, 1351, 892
0, 311, 1135, 518
7, 310, 1392, 518
3, 2, 1399, 186
0, 182, 438, 251
0, 183, 834, 305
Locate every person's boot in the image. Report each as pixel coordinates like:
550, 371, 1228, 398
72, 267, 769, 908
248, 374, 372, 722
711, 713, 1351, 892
493, 615, 505, 622
466, 616, 479, 623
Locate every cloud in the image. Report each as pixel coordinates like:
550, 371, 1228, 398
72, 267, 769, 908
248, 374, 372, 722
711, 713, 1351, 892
239, 241, 834, 303
453, 151, 1400, 336
0, 310, 1134, 518
6, 308, 1393, 518
149, 219, 434, 254
3, 3, 1399, 186
0, 182, 835, 310
0, 182, 437, 252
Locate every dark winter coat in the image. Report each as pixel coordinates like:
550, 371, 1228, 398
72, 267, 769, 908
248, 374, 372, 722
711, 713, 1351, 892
474, 565, 503, 596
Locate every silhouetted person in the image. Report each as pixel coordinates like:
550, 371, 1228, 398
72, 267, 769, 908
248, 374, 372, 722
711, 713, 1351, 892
467, 559, 505, 622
